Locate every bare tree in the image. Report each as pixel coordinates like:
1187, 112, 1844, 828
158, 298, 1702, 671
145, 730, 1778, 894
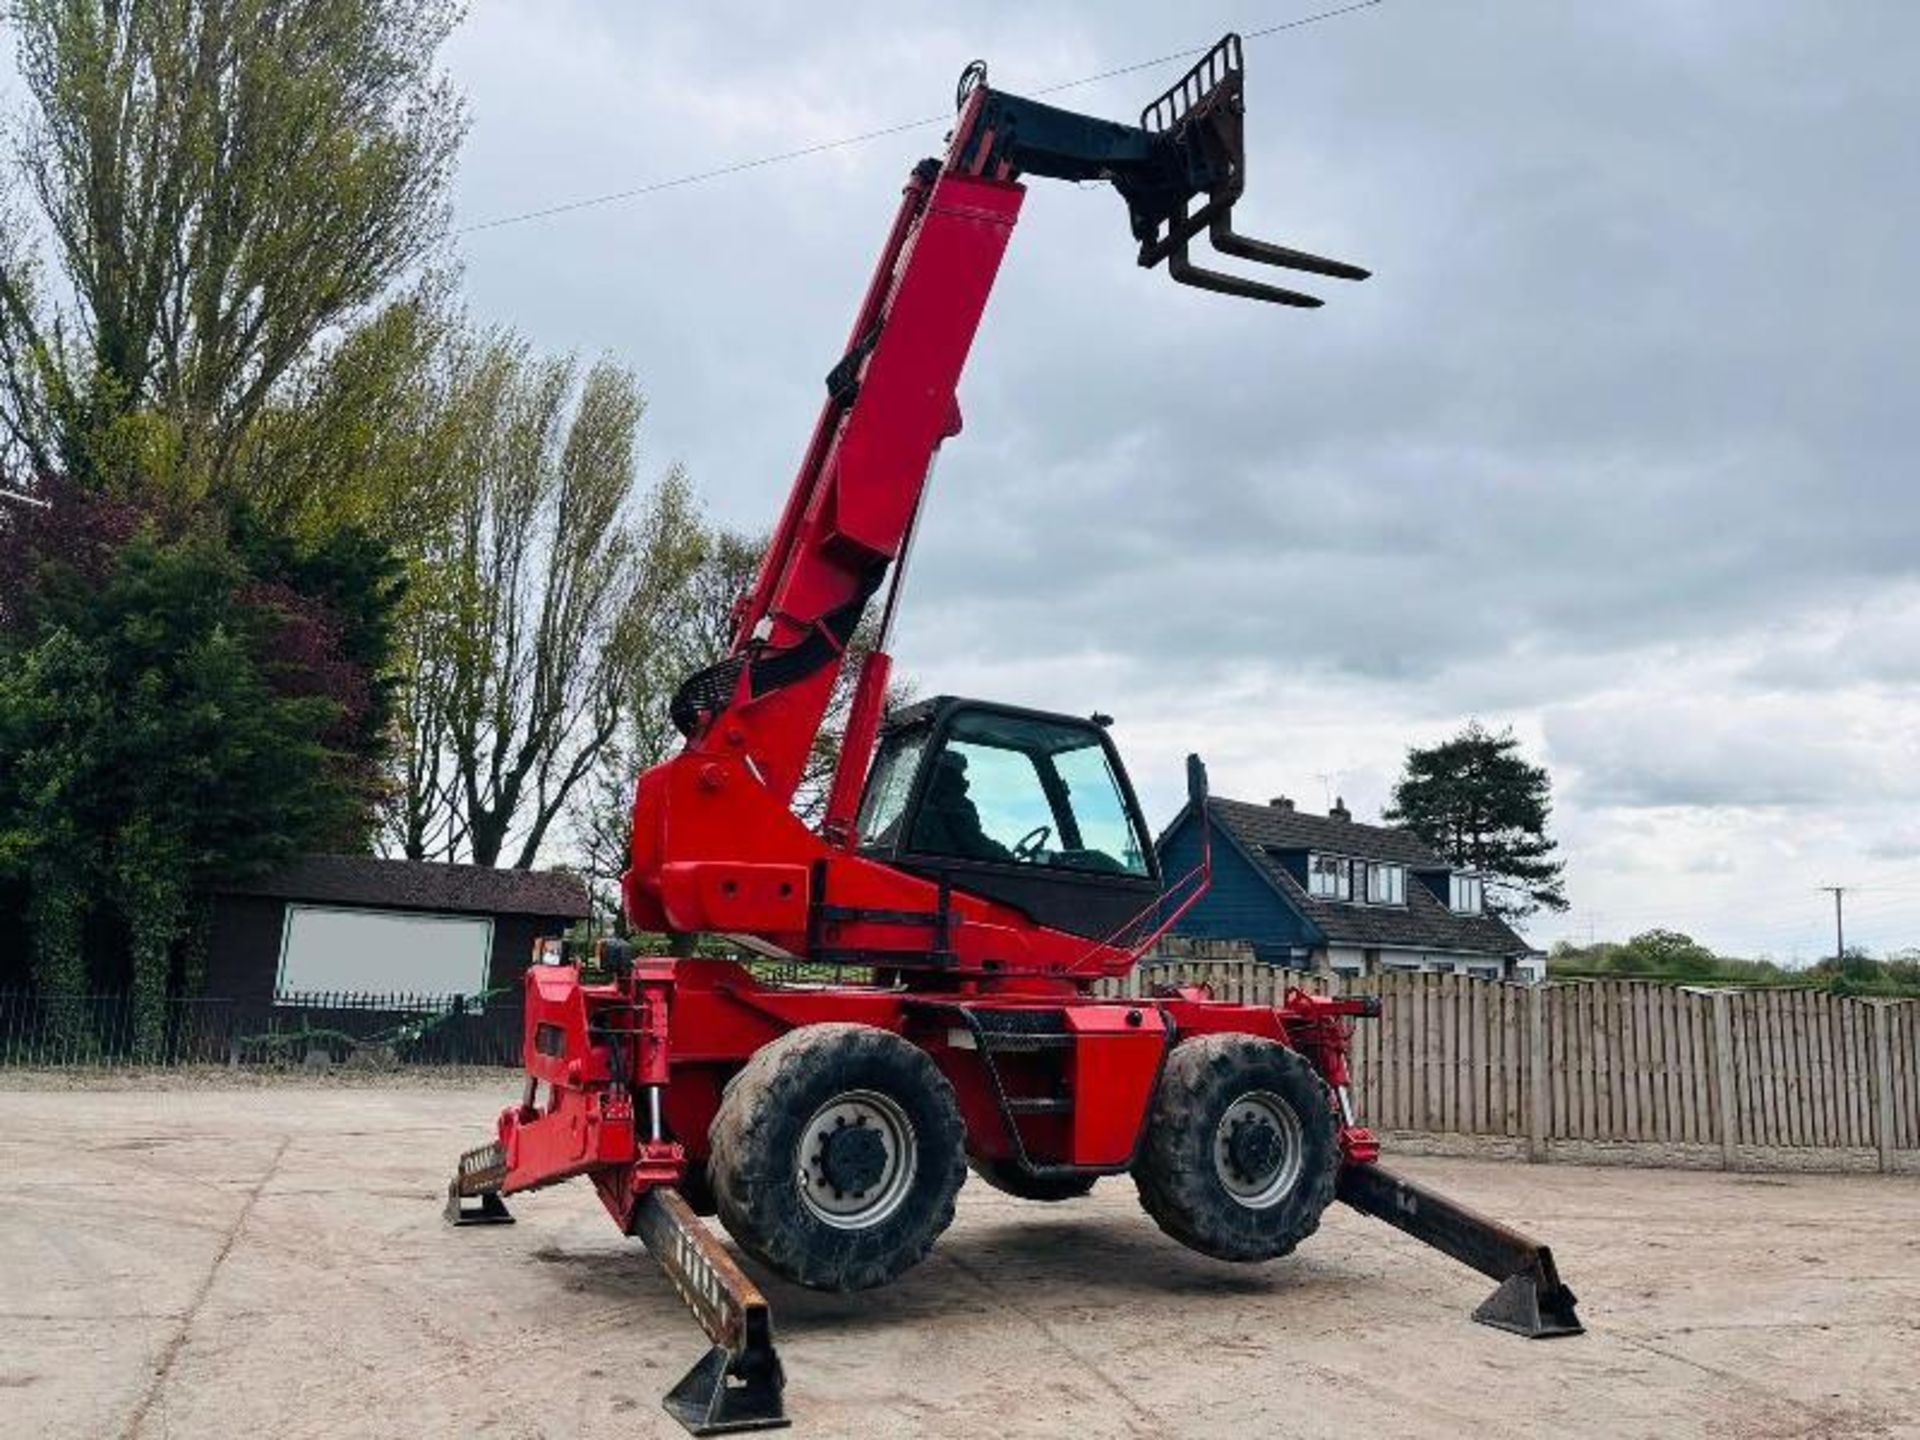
388, 335, 703, 868
384, 559, 468, 861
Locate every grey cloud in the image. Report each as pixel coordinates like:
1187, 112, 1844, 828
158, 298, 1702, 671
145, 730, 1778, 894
1742, 593, 1920, 690
1863, 828, 1920, 862
1544, 689, 1920, 810
447, 5, 1920, 717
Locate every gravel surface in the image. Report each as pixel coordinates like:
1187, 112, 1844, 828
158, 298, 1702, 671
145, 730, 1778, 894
5, 1079, 1918, 1438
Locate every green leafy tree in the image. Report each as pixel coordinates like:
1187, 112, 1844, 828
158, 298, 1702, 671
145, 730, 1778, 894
1548, 935, 1920, 998
1615, 929, 1719, 978
0, 498, 376, 1042
0, 0, 465, 1028
1385, 721, 1568, 921
0, 0, 464, 492
233, 281, 472, 548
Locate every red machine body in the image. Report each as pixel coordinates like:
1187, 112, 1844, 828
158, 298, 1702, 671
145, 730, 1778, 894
488, 55, 1381, 1217
501, 956, 1382, 1234
455, 43, 1576, 1433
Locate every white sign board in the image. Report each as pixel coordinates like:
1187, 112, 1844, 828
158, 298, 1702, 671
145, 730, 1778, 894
276, 905, 493, 1002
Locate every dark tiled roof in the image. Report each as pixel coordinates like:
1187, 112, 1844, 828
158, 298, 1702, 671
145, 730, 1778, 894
1207, 797, 1444, 867
1204, 798, 1534, 958
216, 854, 591, 920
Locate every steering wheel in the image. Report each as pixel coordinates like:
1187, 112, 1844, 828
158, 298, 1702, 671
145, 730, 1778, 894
1010, 824, 1052, 862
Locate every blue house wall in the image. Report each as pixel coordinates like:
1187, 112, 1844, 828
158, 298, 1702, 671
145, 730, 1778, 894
1157, 811, 1317, 966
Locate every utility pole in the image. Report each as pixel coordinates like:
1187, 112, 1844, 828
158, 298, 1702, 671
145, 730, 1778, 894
1819, 885, 1847, 962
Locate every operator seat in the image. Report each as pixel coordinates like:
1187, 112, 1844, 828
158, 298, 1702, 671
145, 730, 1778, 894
911, 752, 1012, 863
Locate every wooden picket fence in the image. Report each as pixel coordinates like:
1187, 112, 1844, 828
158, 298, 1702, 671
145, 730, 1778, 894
1098, 960, 1919, 1171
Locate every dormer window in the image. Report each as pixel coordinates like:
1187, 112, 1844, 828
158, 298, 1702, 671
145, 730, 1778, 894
1308, 853, 1352, 900
1307, 854, 1408, 905
1450, 873, 1484, 915
1365, 862, 1405, 906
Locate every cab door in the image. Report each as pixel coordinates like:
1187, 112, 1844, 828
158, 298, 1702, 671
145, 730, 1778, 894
857, 700, 1161, 941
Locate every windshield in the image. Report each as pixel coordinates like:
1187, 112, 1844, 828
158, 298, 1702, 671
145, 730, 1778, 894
906, 711, 1151, 877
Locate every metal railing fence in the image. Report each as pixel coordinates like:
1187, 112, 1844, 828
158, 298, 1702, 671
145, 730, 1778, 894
0, 990, 525, 1069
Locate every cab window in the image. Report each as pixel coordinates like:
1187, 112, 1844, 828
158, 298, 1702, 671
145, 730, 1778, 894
906, 711, 1150, 877
856, 728, 929, 847
1051, 741, 1150, 875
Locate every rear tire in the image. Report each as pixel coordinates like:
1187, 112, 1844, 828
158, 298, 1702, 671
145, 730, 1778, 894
709, 1023, 967, 1291
1132, 1034, 1339, 1263
967, 1156, 1098, 1202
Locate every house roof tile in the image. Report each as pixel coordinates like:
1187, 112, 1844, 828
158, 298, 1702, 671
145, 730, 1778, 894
215, 854, 591, 920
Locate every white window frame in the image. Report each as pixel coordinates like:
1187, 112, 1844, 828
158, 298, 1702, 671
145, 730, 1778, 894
1307, 852, 1352, 901
274, 904, 494, 1003
1365, 862, 1406, 906
1450, 872, 1484, 915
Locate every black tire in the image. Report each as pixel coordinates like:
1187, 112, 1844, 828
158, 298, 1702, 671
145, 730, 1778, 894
1132, 1034, 1340, 1263
674, 1157, 718, 1216
967, 1156, 1098, 1202
708, 1023, 967, 1291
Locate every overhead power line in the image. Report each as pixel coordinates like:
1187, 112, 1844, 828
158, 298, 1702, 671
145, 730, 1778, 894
458, 1, 1387, 236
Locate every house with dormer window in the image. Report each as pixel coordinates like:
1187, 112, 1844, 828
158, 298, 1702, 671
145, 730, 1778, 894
1155, 794, 1543, 981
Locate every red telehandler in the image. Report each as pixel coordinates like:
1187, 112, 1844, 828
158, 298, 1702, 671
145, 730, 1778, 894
448, 36, 1580, 1434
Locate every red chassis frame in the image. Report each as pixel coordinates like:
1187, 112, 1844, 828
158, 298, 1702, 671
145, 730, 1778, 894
496, 956, 1381, 1234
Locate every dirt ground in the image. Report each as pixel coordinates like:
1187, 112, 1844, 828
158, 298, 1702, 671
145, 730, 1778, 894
4, 1077, 1917, 1440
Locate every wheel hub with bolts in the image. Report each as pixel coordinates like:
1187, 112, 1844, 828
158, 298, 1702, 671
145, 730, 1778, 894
1227, 1114, 1283, 1180
819, 1123, 887, 1194
797, 1089, 918, 1229
1213, 1090, 1305, 1209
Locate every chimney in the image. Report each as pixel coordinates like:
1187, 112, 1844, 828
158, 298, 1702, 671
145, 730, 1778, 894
1269, 795, 1294, 811
1329, 795, 1351, 822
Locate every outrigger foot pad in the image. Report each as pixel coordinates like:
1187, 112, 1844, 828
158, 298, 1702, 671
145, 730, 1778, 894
1474, 1267, 1583, 1339
1337, 1161, 1583, 1339
444, 1141, 515, 1226
663, 1344, 789, 1437
631, 1187, 789, 1435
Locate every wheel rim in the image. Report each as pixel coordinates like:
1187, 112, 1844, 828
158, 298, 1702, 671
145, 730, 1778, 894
1213, 1089, 1304, 1209
796, 1089, 918, 1229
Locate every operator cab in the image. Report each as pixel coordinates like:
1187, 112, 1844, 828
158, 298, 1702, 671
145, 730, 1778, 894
856, 697, 1161, 941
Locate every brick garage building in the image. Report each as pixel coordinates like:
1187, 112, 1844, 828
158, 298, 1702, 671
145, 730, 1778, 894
206, 855, 590, 1003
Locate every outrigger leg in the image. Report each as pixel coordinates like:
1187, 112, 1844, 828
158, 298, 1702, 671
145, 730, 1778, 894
444, 1141, 514, 1225
631, 1188, 789, 1435
1337, 1162, 1583, 1339
443, 1140, 787, 1435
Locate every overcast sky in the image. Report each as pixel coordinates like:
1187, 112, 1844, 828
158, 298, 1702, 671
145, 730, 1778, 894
17, 3, 1920, 958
